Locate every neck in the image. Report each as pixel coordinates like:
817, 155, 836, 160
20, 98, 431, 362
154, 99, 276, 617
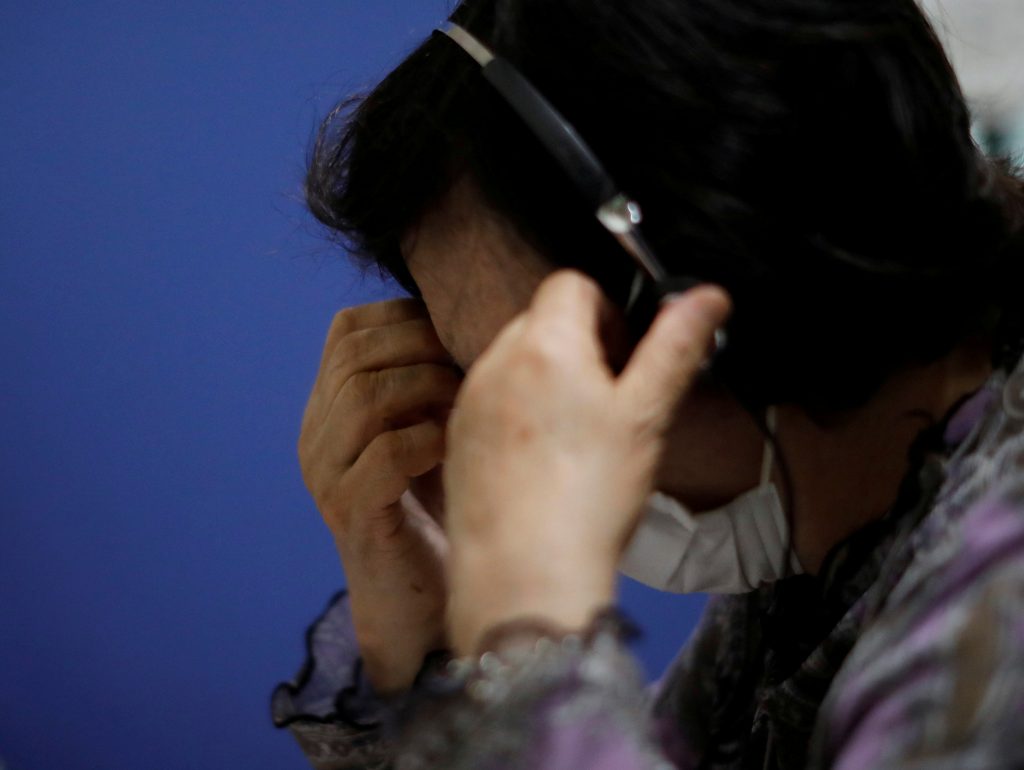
775, 350, 992, 575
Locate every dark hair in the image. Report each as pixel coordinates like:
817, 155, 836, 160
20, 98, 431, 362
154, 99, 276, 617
306, 0, 1024, 414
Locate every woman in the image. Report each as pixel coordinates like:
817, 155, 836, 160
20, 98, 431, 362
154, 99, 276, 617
273, 0, 1024, 767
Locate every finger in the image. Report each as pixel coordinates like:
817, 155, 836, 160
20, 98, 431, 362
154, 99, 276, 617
304, 317, 450, 435
524, 270, 612, 362
344, 420, 447, 516
318, 299, 431, 378
322, 363, 463, 468
303, 363, 459, 479
466, 311, 527, 371
618, 286, 731, 430
322, 318, 454, 394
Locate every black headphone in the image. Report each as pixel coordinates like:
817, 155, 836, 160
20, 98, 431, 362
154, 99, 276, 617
435, 22, 721, 354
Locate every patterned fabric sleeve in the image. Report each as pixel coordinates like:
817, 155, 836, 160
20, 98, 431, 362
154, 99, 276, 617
392, 617, 671, 770
273, 589, 726, 770
809, 489, 1024, 770
271, 590, 398, 770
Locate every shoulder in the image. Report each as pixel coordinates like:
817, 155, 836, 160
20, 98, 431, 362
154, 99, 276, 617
810, 368, 1024, 768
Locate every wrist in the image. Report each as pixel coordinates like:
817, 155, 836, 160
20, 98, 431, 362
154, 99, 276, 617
447, 548, 616, 656
357, 627, 448, 696
358, 646, 420, 696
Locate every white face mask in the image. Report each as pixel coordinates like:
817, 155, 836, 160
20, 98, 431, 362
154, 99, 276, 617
618, 407, 805, 593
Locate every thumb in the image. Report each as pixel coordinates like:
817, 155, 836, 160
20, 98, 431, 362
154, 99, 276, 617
618, 286, 731, 428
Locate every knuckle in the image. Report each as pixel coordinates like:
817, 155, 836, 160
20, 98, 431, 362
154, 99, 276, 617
297, 423, 325, 473
298, 402, 317, 438
333, 328, 369, 371
297, 433, 327, 483
375, 430, 408, 465
298, 444, 330, 496
345, 370, 383, 406
668, 332, 704, 370
330, 307, 358, 337
317, 480, 352, 533
520, 332, 561, 369
317, 476, 347, 514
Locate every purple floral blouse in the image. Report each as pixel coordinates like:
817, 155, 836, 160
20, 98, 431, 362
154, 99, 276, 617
273, 356, 1024, 769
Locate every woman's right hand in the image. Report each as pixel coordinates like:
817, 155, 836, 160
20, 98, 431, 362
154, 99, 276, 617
298, 299, 463, 694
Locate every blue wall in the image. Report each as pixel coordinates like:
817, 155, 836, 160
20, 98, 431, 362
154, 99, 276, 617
0, 3, 704, 768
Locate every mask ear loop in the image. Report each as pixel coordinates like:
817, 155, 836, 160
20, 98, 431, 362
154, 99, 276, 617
760, 405, 805, 576
760, 405, 777, 486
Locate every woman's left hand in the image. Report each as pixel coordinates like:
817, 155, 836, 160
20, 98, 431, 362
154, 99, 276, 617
443, 270, 731, 655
